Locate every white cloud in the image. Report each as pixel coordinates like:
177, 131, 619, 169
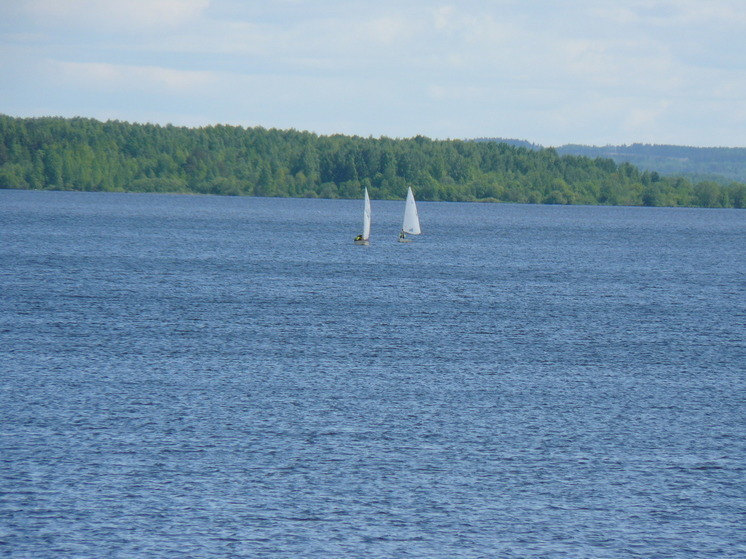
552, 36, 682, 93
622, 101, 672, 134
23, 0, 209, 30
52, 61, 213, 92
599, 0, 746, 27
427, 84, 485, 102
2, 0, 745, 145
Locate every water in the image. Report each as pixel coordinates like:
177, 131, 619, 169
1, 190, 744, 558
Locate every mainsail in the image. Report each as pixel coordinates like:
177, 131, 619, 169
354, 187, 371, 245
401, 186, 421, 235
362, 187, 371, 240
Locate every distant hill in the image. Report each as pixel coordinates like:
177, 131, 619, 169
555, 143, 746, 184
476, 138, 746, 184
472, 138, 544, 151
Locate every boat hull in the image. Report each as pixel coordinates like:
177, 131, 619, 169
354, 239, 370, 245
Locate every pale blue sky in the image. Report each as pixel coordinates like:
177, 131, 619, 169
2, 0, 745, 147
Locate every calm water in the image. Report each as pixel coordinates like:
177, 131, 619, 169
1, 190, 744, 558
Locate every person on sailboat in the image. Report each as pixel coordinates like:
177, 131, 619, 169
355, 234, 364, 242
399, 231, 406, 241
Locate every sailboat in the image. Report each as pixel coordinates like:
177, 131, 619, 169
398, 186, 421, 242
354, 187, 371, 245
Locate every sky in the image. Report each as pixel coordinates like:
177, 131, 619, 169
1, 0, 745, 147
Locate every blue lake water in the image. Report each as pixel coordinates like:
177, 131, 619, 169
1, 189, 744, 558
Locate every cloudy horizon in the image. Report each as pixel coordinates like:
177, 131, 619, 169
1, 0, 745, 147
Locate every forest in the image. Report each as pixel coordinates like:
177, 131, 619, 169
1, 115, 744, 208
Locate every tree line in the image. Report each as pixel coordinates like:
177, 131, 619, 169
1, 115, 744, 208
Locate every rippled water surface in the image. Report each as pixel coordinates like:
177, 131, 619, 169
1, 190, 745, 558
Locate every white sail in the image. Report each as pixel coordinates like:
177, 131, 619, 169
355, 187, 371, 244
401, 187, 421, 235
362, 187, 371, 240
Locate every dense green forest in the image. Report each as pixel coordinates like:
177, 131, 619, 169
1, 115, 744, 208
